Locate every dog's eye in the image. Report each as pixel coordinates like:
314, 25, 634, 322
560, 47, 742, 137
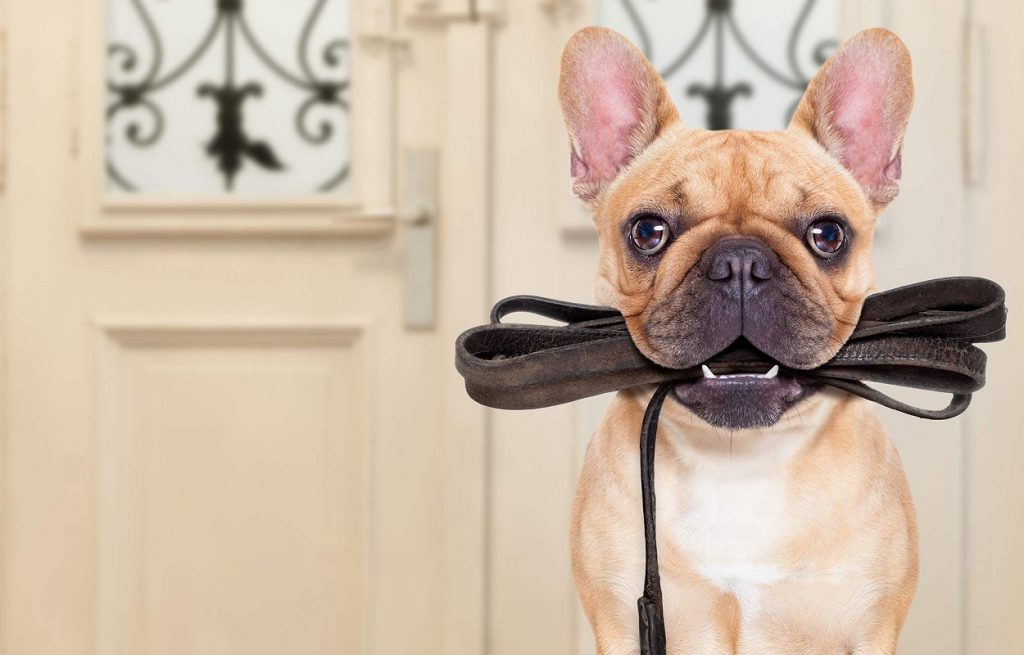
806, 219, 846, 258
630, 216, 669, 255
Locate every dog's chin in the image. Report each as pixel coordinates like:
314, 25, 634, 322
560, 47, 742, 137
672, 369, 822, 429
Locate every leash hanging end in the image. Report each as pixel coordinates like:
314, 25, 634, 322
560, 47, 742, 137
637, 594, 667, 655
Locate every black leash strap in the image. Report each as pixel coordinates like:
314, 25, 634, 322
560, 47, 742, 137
453, 276, 1008, 654
638, 382, 674, 655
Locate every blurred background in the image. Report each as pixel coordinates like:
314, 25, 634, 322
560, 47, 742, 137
0, 0, 1020, 653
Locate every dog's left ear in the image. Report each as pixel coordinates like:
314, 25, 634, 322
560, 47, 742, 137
789, 28, 914, 207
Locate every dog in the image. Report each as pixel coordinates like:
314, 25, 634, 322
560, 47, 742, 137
561, 27, 918, 654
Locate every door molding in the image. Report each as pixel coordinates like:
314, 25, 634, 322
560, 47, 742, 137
436, 16, 495, 655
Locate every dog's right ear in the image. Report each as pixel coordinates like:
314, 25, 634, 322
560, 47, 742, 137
559, 27, 679, 206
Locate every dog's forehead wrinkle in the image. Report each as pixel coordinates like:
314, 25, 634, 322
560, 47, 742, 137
657, 134, 817, 215
669, 180, 686, 208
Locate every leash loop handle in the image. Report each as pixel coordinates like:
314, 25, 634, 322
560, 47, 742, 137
489, 294, 622, 326
455, 277, 1007, 418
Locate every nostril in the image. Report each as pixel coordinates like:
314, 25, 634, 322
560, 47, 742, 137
750, 258, 774, 281
706, 256, 736, 281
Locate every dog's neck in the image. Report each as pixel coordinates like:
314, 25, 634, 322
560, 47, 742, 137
630, 387, 851, 473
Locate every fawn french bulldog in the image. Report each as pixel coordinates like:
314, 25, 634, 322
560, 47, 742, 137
562, 27, 918, 654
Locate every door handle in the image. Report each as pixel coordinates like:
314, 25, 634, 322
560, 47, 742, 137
402, 149, 439, 330
398, 203, 432, 227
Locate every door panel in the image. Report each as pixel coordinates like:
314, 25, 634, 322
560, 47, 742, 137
96, 328, 366, 655
1, 1, 482, 654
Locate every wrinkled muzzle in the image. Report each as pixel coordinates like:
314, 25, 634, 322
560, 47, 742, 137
633, 236, 841, 370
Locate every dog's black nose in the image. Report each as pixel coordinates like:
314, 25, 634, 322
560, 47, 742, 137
703, 237, 778, 295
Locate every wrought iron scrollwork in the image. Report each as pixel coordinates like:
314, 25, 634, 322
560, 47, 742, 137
618, 0, 837, 129
107, 0, 350, 192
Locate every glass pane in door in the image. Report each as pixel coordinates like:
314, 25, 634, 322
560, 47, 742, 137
599, 0, 839, 131
106, 0, 351, 195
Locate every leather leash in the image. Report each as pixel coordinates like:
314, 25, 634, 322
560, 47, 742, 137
454, 276, 1007, 654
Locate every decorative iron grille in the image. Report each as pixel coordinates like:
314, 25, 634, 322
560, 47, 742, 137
106, 0, 350, 194
602, 0, 838, 130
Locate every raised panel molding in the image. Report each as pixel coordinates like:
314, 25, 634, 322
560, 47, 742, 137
80, 201, 398, 238
93, 319, 372, 655
97, 319, 368, 348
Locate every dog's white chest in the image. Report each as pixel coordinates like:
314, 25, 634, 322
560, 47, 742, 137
669, 467, 792, 619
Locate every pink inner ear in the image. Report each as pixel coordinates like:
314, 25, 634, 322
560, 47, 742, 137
575, 51, 646, 184
828, 50, 904, 190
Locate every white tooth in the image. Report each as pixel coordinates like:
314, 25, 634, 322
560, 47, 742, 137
701, 365, 717, 379
765, 365, 779, 379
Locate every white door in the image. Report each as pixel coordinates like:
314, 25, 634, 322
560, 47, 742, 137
0, 1, 492, 653
484, 1, 1023, 654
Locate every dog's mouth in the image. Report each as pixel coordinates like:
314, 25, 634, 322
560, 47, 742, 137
672, 362, 822, 429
